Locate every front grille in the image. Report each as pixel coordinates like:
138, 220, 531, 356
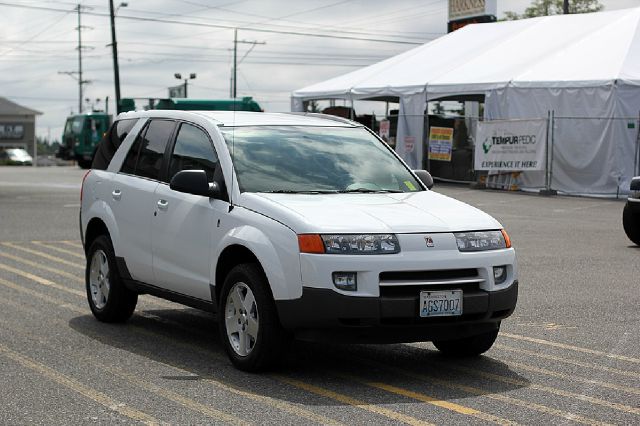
380, 268, 478, 282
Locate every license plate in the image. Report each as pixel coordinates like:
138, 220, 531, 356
420, 290, 463, 317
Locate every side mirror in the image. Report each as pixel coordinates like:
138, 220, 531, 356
170, 169, 221, 198
631, 176, 640, 191
413, 170, 434, 189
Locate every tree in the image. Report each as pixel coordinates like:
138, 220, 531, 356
504, 0, 603, 20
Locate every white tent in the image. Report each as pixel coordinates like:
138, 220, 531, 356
292, 8, 640, 196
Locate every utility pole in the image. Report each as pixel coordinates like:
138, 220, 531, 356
563, 0, 570, 14
77, 3, 83, 113
109, 0, 121, 113
60, 4, 91, 114
231, 28, 265, 99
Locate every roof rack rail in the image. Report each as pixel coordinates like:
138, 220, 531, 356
284, 112, 359, 126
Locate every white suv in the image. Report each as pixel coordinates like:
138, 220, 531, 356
80, 110, 518, 371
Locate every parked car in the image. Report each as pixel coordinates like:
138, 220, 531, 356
0, 148, 33, 165
80, 110, 518, 372
623, 176, 640, 245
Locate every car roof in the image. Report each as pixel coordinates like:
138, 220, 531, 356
117, 110, 360, 128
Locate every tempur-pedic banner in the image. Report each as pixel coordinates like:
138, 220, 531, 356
475, 119, 547, 171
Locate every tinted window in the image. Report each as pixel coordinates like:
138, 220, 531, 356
120, 124, 145, 175
169, 123, 218, 182
92, 118, 137, 170
120, 120, 175, 180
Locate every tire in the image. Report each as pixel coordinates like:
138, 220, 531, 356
78, 158, 92, 169
433, 327, 499, 357
86, 235, 138, 322
218, 263, 288, 372
623, 202, 640, 246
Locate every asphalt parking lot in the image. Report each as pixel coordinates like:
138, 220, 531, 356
0, 166, 638, 425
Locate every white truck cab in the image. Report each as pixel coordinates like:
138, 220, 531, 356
80, 110, 518, 371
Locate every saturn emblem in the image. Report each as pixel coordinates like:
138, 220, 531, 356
425, 236, 435, 247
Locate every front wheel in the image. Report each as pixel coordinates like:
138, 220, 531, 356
432, 327, 499, 357
77, 158, 92, 169
219, 263, 288, 372
86, 235, 138, 322
623, 202, 640, 246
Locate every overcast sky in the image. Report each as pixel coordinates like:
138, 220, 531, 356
1, 0, 638, 140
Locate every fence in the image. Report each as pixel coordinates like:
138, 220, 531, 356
420, 112, 640, 198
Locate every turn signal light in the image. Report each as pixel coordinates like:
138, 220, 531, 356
298, 234, 325, 254
501, 229, 512, 248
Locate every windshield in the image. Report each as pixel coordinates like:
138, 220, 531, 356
64, 117, 84, 135
220, 126, 422, 193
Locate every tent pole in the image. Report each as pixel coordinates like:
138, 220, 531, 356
545, 110, 550, 191
550, 110, 556, 192
635, 110, 640, 176
540, 110, 557, 196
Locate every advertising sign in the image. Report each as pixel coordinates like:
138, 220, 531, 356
0, 124, 24, 139
448, 0, 497, 21
168, 84, 185, 98
379, 119, 390, 142
475, 119, 547, 171
428, 127, 453, 162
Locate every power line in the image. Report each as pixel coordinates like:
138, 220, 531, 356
0, 1, 425, 45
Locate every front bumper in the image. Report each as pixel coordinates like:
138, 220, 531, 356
275, 280, 517, 343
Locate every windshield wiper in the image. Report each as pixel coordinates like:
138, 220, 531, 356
337, 188, 404, 193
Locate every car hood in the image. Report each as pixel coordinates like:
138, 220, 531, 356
239, 191, 502, 234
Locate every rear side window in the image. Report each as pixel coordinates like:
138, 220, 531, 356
168, 123, 218, 182
120, 119, 175, 181
92, 118, 137, 170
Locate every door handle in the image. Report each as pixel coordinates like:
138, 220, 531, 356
157, 199, 169, 210
112, 189, 122, 201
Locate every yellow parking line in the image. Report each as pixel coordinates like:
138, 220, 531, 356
0, 343, 160, 425
0, 277, 345, 426
506, 359, 640, 396
0, 254, 178, 311
347, 356, 605, 426
0, 251, 84, 283
496, 344, 640, 380
2, 242, 84, 269
0, 262, 85, 297
33, 241, 86, 260
445, 363, 640, 416
0, 309, 244, 425
99, 366, 246, 425
0, 278, 87, 315
274, 375, 433, 426
59, 240, 83, 249
501, 333, 640, 364
366, 381, 517, 425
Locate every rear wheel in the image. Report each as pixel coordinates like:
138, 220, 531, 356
623, 202, 640, 246
433, 327, 499, 357
86, 235, 137, 322
219, 263, 287, 372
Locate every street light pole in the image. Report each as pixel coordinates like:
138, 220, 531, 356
563, 0, 570, 14
109, 0, 122, 113
174, 73, 196, 98
232, 28, 237, 99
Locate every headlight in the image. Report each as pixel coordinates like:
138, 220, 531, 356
298, 234, 400, 254
322, 234, 400, 254
454, 230, 511, 252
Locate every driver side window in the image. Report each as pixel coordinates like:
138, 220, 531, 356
169, 123, 219, 182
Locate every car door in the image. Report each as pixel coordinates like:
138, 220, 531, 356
109, 119, 176, 284
151, 122, 227, 301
